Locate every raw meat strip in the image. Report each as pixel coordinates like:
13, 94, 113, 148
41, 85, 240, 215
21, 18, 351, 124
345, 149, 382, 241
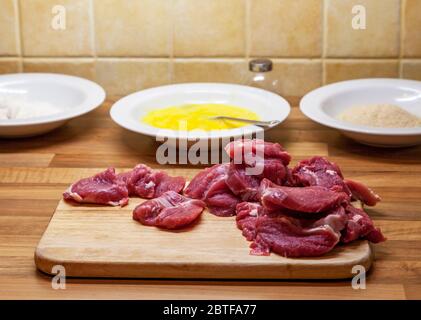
224, 139, 291, 200
312, 206, 348, 233
236, 202, 348, 257
344, 179, 381, 206
225, 163, 260, 201
257, 178, 279, 196
341, 204, 386, 243
185, 164, 239, 216
236, 202, 264, 241
225, 161, 288, 201
120, 164, 185, 199
153, 171, 186, 197
250, 213, 345, 257
204, 178, 240, 217
63, 168, 129, 207
225, 139, 291, 166
260, 158, 288, 186
261, 184, 347, 213
133, 191, 206, 229
118, 164, 151, 195
291, 156, 352, 197
292, 156, 381, 206
184, 164, 228, 199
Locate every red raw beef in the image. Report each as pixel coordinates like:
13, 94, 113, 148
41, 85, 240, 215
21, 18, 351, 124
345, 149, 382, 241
118, 164, 151, 195
224, 139, 290, 200
291, 156, 352, 197
261, 183, 347, 213
133, 191, 206, 229
184, 164, 227, 199
225, 163, 260, 201
184, 164, 239, 216
236, 202, 264, 241
63, 168, 129, 207
344, 179, 381, 206
62, 138, 386, 257
250, 207, 347, 257
341, 204, 386, 243
292, 156, 381, 207
312, 206, 348, 232
225, 139, 291, 166
120, 164, 185, 199
261, 158, 288, 186
204, 178, 240, 217
236, 201, 348, 257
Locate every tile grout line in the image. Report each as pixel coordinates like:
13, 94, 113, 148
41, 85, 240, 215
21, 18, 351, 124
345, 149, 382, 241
322, 0, 328, 85
399, 0, 406, 78
21, 57, 96, 61
245, 0, 250, 63
168, 0, 175, 84
12, 56, 418, 62
15, 0, 23, 72
88, 0, 97, 79
244, 0, 250, 87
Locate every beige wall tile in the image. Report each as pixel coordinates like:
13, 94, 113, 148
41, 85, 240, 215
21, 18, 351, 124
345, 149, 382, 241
403, 0, 421, 57
402, 61, 421, 81
326, 0, 400, 58
0, 58, 20, 74
173, 0, 245, 57
23, 58, 95, 79
173, 59, 247, 84
20, 0, 93, 56
325, 60, 399, 84
250, 0, 322, 57
0, 0, 18, 56
95, 59, 170, 95
270, 60, 322, 97
94, 0, 171, 57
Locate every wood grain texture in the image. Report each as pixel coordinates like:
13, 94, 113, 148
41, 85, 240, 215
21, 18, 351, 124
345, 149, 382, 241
0, 153, 54, 167
34, 196, 372, 280
0, 98, 420, 299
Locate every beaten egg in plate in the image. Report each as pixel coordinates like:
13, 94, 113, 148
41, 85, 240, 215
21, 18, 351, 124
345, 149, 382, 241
142, 103, 259, 131
110, 83, 291, 148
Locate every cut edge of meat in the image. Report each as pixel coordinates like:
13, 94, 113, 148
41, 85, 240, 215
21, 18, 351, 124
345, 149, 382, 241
344, 179, 381, 206
63, 167, 129, 207
341, 204, 386, 244
236, 202, 261, 241
63, 186, 129, 207
250, 215, 342, 258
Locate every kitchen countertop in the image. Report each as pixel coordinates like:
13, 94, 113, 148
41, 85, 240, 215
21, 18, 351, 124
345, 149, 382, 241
0, 97, 420, 300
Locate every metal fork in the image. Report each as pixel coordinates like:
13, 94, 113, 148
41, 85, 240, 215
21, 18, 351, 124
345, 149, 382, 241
208, 116, 281, 128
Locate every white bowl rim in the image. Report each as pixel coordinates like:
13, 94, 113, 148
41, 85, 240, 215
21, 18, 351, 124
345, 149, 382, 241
300, 78, 421, 136
0, 73, 106, 126
110, 82, 291, 140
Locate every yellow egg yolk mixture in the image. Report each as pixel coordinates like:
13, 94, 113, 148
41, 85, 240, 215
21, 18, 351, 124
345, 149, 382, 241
142, 104, 259, 131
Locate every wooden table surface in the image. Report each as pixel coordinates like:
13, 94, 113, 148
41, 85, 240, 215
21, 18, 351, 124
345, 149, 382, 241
1, 98, 420, 300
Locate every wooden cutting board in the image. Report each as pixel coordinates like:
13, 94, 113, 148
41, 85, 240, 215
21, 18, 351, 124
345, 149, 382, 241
35, 176, 373, 280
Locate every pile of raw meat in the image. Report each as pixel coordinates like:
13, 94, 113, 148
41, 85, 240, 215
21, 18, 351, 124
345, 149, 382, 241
63, 139, 385, 258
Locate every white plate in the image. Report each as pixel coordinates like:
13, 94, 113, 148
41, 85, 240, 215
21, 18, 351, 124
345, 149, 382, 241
0, 73, 105, 137
110, 83, 290, 147
300, 78, 421, 147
